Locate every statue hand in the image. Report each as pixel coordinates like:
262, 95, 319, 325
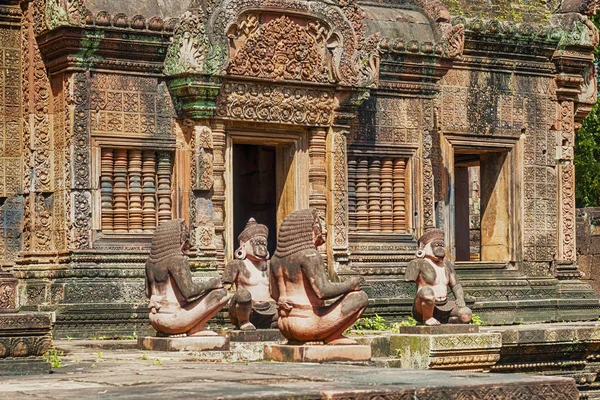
349, 276, 362, 291
209, 277, 223, 289
456, 298, 466, 308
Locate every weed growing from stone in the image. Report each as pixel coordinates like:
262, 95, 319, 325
44, 349, 63, 368
152, 358, 163, 367
471, 314, 486, 326
141, 353, 148, 360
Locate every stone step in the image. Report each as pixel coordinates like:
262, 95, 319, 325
370, 356, 403, 368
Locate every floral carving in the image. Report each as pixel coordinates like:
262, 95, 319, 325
228, 15, 332, 83
215, 82, 334, 125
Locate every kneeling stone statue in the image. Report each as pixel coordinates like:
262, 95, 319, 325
270, 209, 368, 344
223, 218, 277, 330
145, 219, 229, 336
404, 229, 472, 326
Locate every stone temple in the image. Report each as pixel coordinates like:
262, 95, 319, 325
0, 0, 598, 339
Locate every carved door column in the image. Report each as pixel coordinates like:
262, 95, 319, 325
327, 126, 350, 273
555, 100, 578, 279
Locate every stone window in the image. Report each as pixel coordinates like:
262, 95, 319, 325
348, 156, 409, 233
99, 148, 173, 233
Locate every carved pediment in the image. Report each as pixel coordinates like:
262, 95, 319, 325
227, 14, 334, 84
165, 0, 379, 88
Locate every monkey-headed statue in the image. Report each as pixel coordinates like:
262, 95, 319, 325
145, 219, 229, 336
270, 209, 368, 344
404, 229, 472, 326
222, 218, 277, 330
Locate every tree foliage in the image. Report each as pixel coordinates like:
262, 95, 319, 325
575, 15, 600, 207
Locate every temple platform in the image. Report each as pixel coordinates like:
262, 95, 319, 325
218, 329, 285, 342
1, 339, 578, 399
137, 335, 229, 352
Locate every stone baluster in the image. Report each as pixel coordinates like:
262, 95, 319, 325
100, 148, 114, 231
380, 158, 393, 232
355, 158, 369, 231
347, 157, 357, 231
128, 149, 143, 232
156, 151, 172, 222
112, 148, 129, 233
142, 150, 157, 231
368, 158, 381, 231
393, 158, 407, 233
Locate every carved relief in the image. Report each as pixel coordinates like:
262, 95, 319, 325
90, 74, 173, 137
166, 0, 379, 87
331, 130, 348, 250
215, 82, 334, 125
228, 15, 332, 83
193, 126, 214, 191
350, 97, 421, 144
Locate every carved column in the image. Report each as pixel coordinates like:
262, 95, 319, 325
70, 72, 92, 248
368, 158, 381, 231
112, 148, 129, 233
556, 100, 578, 278
380, 158, 393, 232
355, 158, 369, 231
393, 158, 407, 233
211, 121, 226, 264
128, 149, 143, 232
156, 151, 172, 223
100, 148, 113, 231
142, 150, 157, 232
347, 157, 357, 231
308, 128, 328, 220
327, 127, 349, 270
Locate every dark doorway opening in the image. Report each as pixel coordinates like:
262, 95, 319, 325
454, 154, 481, 262
233, 144, 277, 257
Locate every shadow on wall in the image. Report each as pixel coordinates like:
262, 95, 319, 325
577, 207, 600, 295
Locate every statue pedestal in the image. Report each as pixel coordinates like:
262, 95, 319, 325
390, 325, 501, 372
137, 335, 230, 352
219, 329, 285, 342
264, 344, 371, 363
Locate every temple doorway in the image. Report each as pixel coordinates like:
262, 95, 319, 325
233, 144, 277, 256
454, 151, 510, 262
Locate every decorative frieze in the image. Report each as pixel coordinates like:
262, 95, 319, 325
215, 82, 334, 126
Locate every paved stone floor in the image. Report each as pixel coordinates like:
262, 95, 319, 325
0, 340, 579, 399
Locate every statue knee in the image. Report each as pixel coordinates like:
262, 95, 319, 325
457, 306, 472, 323
417, 287, 435, 304
353, 290, 369, 309
234, 288, 252, 304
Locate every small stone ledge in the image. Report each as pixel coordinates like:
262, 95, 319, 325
137, 336, 229, 352
264, 344, 371, 363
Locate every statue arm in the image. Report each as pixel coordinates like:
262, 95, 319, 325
144, 262, 152, 299
222, 260, 240, 289
302, 251, 357, 300
170, 257, 220, 301
404, 259, 421, 282
269, 263, 280, 302
447, 260, 466, 307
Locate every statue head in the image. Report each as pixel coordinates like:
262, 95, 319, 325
149, 219, 190, 263
235, 218, 269, 261
416, 229, 446, 260
274, 208, 322, 258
